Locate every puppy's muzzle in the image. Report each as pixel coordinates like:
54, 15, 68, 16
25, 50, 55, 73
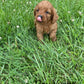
37, 15, 43, 22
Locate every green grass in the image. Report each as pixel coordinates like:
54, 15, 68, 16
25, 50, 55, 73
0, 0, 84, 84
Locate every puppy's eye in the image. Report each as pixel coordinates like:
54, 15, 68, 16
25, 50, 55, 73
36, 9, 39, 12
46, 11, 49, 14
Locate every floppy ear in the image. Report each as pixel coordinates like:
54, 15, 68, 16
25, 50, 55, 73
51, 8, 58, 24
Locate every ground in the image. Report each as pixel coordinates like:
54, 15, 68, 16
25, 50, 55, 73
0, 0, 84, 84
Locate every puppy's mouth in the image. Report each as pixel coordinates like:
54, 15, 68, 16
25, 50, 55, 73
37, 16, 42, 22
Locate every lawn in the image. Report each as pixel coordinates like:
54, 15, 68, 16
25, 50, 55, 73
0, 0, 84, 84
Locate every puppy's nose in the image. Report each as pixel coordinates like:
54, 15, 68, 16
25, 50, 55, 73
38, 15, 43, 19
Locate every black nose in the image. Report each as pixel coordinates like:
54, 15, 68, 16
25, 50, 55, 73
38, 15, 43, 18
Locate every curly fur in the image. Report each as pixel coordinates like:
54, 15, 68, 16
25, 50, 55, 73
34, 1, 58, 41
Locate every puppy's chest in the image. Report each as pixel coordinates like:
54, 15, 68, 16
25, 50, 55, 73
43, 26, 50, 34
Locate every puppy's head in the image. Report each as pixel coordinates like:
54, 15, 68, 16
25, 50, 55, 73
34, 1, 58, 24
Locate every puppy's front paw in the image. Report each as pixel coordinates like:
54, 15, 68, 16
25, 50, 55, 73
51, 37, 57, 41
37, 33, 43, 41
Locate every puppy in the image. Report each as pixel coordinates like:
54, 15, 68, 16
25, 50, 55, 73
34, 1, 58, 41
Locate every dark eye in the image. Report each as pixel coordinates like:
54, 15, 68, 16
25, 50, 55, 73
46, 11, 49, 14
36, 9, 39, 12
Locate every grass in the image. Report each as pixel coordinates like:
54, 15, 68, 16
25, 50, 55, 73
0, 0, 84, 84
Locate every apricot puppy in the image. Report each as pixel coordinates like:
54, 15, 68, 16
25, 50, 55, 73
34, 1, 58, 41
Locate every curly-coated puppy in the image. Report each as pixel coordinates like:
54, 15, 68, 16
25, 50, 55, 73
34, 1, 58, 41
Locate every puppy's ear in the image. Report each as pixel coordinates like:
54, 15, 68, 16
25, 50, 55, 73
51, 8, 58, 24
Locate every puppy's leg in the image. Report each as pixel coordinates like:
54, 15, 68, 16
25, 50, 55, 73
36, 25, 43, 41
37, 32, 43, 41
50, 30, 57, 41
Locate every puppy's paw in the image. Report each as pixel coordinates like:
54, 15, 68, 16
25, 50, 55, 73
51, 37, 57, 42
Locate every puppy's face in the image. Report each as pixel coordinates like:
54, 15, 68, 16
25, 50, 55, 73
35, 7, 51, 23
34, 1, 58, 24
